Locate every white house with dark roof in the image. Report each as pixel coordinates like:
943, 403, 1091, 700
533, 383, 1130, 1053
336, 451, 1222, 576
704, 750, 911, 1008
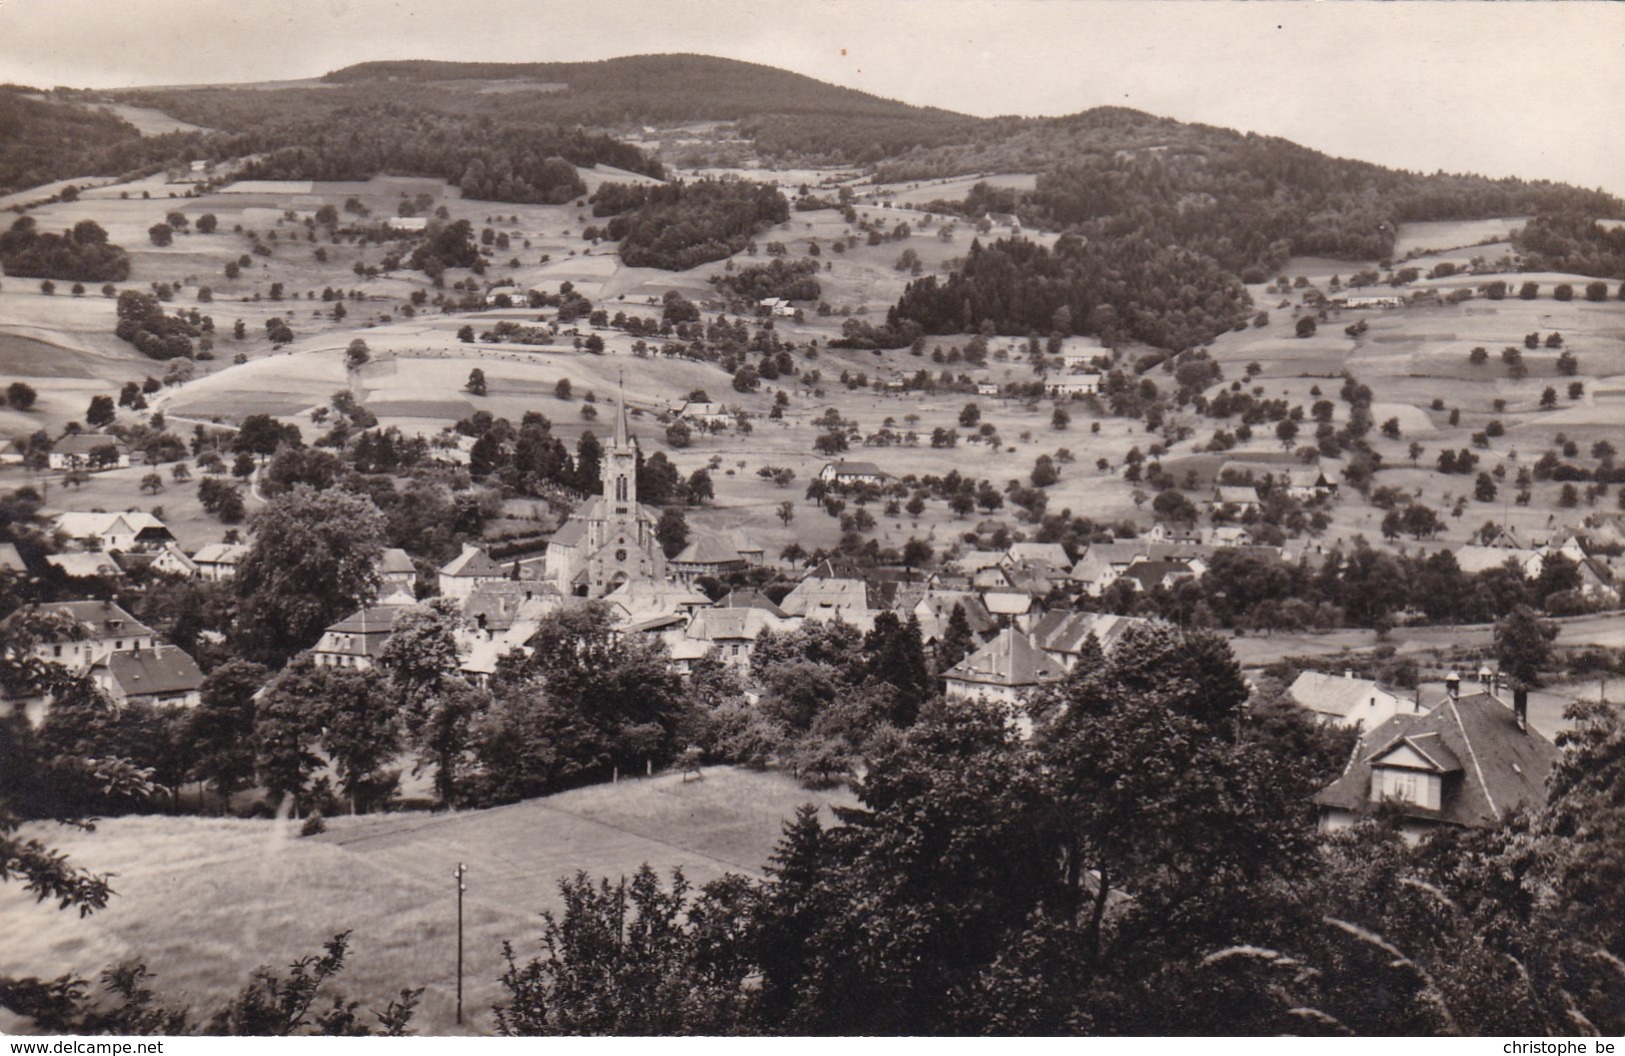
90, 644, 205, 709
193, 542, 249, 581
943, 628, 1066, 706
1314, 682, 1559, 841
378, 547, 417, 595
48, 435, 130, 471
3, 600, 155, 672
53, 512, 172, 553
311, 601, 417, 671
817, 460, 890, 486
438, 544, 509, 599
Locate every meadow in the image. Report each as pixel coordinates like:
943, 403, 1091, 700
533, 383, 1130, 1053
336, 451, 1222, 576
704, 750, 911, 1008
0, 766, 853, 1036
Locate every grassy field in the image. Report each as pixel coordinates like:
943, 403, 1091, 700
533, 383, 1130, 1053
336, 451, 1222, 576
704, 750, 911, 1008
0, 766, 854, 1036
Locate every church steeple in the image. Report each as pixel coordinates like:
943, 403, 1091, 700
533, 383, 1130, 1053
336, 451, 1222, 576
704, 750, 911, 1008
605, 372, 637, 514
613, 372, 630, 450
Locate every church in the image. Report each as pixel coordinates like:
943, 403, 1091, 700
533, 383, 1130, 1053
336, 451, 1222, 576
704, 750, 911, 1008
545, 385, 668, 597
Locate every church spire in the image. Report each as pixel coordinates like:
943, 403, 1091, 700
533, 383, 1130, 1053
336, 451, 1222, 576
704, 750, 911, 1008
614, 370, 630, 449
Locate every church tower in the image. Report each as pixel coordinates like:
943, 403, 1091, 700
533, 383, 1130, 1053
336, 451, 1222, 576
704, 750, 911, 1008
605, 374, 638, 519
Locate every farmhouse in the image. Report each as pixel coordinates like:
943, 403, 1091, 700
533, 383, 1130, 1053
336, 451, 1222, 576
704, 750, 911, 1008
4, 600, 155, 673
1211, 485, 1262, 513
1288, 669, 1416, 730
1031, 610, 1147, 671
1284, 467, 1339, 501
384, 216, 428, 233
674, 401, 733, 429
90, 644, 205, 709
46, 552, 121, 579
1314, 679, 1558, 841
976, 382, 1001, 397
1453, 545, 1543, 579
545, 392, 668, 598
193, 542, 248, 581
817, 460, 890, 486
52, 511, 172, 552
670, 532, 762, 582
48, 435, 131, 472
1337, 294, 1405, 309
1044, 373, 1102, 397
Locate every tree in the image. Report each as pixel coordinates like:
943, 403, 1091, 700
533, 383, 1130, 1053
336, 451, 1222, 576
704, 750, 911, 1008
1540, 386, 1558, 409
345, 339, 370, 370
1051, 405, 1070, 430
148, 223, 173, 247
466, 368, 487, 396
379, 599, 480, 807
1030, 455, 1058, 488
682, 469, 714, 506
190, 660, 268, 807
1493, 604, 1558, 688
234, 485, 386, 666
959, 402, 981, 427
85, 395, 116, 428
665, 419, 692, 449
1295, 316, 1317, 338
139, 472, 164, 495
862, 612, 931, 726
1474, 472, 1497, 502
655, 507, 689, 559
554, 378, 572, 400
457, 325, 475, 343
7, 382, 37, 411
776, 500, 795, 527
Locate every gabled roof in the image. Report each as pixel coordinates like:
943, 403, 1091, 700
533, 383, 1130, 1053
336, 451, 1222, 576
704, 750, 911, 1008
779, 576, 869, 616
1119, 558, 1197, 591
946, 629, 1066, 689
1289, 670, 1407, 721
440, 546, 506, 578
715, 589, 787, 618
53, 434, 130, 456
53, 511, 168, 539
1005, 542, 1070, 568
462, 582, 536, 632
193, 542, 248, 565
1032, 611, 1146, 656
379, 548, 416, 574
913, 590, 996, 635
822, 459, 888, 479
673, 534, 750, 566
0, 543, 26, 573
47, 552, 121, 578
321, 603, 416, 657
93, 644, 204, 698
1314, 691, 1560, 828
1453, 545, 1539, 576
686, 606, 783, 642
1215, 485, 1261, 505
6, 599, 152, 640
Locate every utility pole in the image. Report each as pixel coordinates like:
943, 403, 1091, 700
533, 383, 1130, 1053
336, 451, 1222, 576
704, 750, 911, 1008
454, 862, 467, 1026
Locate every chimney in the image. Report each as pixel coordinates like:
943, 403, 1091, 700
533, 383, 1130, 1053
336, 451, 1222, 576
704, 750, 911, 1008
1513, 687, 1528, 732
1445, 671, 1460, 699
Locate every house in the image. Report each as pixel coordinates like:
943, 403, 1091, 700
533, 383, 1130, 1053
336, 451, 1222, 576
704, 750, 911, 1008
674, 401, 733, 429
1314, 680, 1559, 841
1453, 545, 1543, 579
1143, 523, 1204, 546
379, 548, 417, 595
52, 511, 173, 553
908, 589, 996, 644
1004, 542, 1071, 569
384, 216, 428, 233
90, 644, 205, 709
779, 574, 869, 618
0, 440, 26, 466
1031, 611, 1148, 671
1207, 526, 1254, 547
1337, 294, 1404, 309
676, 606, 788, 668
311, 601, 417, 671
1211, 485, 1261, 513
817, 460, 890, 486
193, 542, 248, 581
1044, 373, 1102, 397
49, 435, 131, 471
147, 543, 199, 578
1288, 669, 1416, 730
0, 543, 26, 574
1116, 557, 1201, 593
976, 382, 1001, 397
601, 580, 713, 626
670, 533, 761, 581
4, 600, 155, 672
715, 589, 789, 619
47, 552, 121, 579
438, 544, 509, 599
943, 629, 1065, 706
1284, 467, 1338, 501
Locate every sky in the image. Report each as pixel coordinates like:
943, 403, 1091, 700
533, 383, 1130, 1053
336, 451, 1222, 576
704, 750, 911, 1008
2, 0, 1622, 197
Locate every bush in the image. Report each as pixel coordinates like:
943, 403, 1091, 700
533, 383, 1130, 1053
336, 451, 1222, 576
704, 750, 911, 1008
300, 811, 327, 836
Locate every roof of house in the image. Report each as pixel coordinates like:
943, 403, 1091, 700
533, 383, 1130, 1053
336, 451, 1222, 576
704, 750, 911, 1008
47, 552, 121, 578
673, 534, 751, 566
440, 545, 506, 578
779, 576, 869, 616
1314, 691, 1560, 828
320, 603, 416, 657
0, 542, 25, 573
602, 580, 713, 621
946, 629, 1066, 689
1032, 610, 1146, 656
53, 511, 168, 539
1215, 486, 1262, 505
6, 599, 152, 640
462, 582, 537, 632
1288, 670, 1407, 721
193, 542, 248, 565
52, 434, 130, 456
1005, 542, 1071, 568
1453, 545, 1539, 576
93, 644, 204, 698
912, 590, 997, 635
822, 460, 888, 478
379, 548, 416, 574
716, 589, 788, 618
952, 549, 1010, 574
686, 606, 782, 642
1119, 558, 1197, 591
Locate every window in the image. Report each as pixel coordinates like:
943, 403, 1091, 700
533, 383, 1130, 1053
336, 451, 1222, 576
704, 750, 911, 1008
615, 549, 628, 563
616, 475, 628, 502
115, 641, 124, 650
